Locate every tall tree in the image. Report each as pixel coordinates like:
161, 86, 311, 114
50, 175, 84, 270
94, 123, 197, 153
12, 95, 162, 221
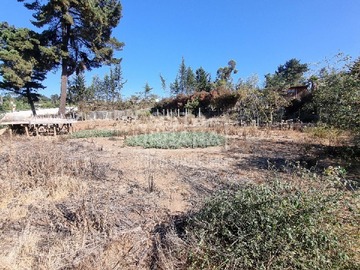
143, 82, 153, 100
170, 77, 180, 96
195, 67, 211, 92
19, 0, 124, 116
0, 22, 56, 115
108, 62, 126, 102
216, 60, 238, 87
185, 67, 196, 94
263, 59, 309, 123
170, 57, 190, 95
265, 58, 308, 90
178, 57, 187, 94
159, 73, 167, 92
67, 72, 87, 104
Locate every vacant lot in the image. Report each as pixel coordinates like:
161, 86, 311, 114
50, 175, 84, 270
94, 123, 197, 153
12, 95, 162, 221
0, 117, 358, 269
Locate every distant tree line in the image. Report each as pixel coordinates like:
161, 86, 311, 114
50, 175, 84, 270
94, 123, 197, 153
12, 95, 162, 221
154, 55, 360, 136
1, 1, 358, 138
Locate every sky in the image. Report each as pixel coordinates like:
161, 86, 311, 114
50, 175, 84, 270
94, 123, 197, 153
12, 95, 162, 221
1, 0, 360, 99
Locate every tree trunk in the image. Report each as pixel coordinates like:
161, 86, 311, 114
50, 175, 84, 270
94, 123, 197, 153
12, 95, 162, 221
58, 23, 70, 117
59, 62, 68, 117
26, 87, 37, 116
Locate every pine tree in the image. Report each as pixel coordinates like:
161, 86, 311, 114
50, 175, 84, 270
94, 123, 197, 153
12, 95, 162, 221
186, 67, 196, 94
18, 0, 124, 115
178, 57, 187, 94
265, 58, 308, 90
0, 22, 56, 115
108, 62, 126, 103
68, 72, 87, 104
195, 67, 211, 92
143, 82, 153, 100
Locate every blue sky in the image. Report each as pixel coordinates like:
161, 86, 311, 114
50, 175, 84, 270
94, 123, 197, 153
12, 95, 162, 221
1, 0, 360, 98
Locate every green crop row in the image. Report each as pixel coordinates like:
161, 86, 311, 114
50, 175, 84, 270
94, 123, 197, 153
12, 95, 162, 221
124, 132, 225, 149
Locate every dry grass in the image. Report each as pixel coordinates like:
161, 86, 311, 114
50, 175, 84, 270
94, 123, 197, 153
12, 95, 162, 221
0, 134, 236, 269
0, 117, 358, 269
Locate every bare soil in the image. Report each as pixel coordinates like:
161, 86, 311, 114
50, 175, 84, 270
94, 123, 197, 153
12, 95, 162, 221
0, 117, 357, 269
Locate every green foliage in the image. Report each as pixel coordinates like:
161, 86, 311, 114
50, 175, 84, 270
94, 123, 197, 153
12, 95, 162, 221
88, 62, 126, 104
67, 72, 88, 104
125, 132, 225, 149
305, 125, 343, 140
184, 176, 358, 270
159, 73, 167, 92
186, 67, 196, 94
195, 67, 212, 92
236, 75, 266, 123
216, 59, 238, 87
171, 57, 192, 95
312, 60, 360, 134
262, 59, 309, 123
265, 58, 309, 90
19, 0, 124, 114
0, 22, 56, 115
70, 129, 122, 139
185, 97, 200, 113
0, 94, 31, 111
143, 82, 153, 100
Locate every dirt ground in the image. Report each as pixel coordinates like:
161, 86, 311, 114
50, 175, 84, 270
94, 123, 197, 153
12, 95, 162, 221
0, 117, 357, 269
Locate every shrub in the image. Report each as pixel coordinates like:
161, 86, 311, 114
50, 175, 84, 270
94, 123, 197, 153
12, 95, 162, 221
182, 179, 358, 270
124, 132, 225, 149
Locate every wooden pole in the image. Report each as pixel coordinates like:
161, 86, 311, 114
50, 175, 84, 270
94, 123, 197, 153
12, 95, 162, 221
24, 125, 29, 137
9, 126, 12, 139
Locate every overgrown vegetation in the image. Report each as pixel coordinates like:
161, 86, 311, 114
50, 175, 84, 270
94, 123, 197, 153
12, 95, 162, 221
0, 120, 359, 269
159, 165, 359, 270
124, 132, 225, 149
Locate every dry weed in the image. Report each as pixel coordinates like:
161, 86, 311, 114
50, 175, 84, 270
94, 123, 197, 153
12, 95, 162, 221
1, 119, 335, 269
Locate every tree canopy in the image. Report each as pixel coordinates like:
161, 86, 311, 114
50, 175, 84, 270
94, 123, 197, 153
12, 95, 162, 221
18, 0, 124, 115
0, 22, 56, 115
265, 58, 308, 90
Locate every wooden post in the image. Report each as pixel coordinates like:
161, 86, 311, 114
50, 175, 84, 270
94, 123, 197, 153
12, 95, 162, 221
9, 126, 12, 139
53, 125, 57, 137
24, 125, 29, 137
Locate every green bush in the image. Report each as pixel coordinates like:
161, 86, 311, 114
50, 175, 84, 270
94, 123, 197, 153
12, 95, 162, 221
183, 179, 358, 270
70, 129, 122, 139
124, 132, 225, 149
